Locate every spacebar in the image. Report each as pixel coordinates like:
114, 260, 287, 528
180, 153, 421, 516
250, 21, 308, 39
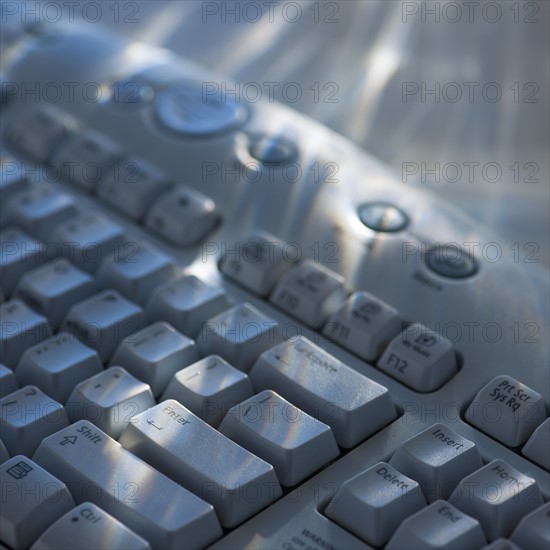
32, 420, 222, 550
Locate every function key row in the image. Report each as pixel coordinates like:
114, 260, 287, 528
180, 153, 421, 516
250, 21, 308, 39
219, 230, 459, 392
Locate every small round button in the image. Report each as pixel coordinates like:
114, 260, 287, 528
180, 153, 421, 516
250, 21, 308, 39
248, 135, 297, 164
358, 202, 409, 233
154, 83, 249, 137
426, 244, 477, 279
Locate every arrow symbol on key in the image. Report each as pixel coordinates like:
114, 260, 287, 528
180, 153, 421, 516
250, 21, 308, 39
25, 388, 37, 396
60, 436, 77, 445
1, 400, 17, 407
147, 420, 162, 430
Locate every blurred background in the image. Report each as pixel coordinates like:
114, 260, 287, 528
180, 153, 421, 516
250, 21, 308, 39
3, 0, 549, 265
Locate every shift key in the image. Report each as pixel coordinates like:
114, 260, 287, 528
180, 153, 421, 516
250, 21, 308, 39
32, 420, 222, 550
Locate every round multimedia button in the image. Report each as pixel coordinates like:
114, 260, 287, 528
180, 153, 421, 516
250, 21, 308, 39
358, 202, 409, 233
426, 244, 477, 279
154, 83, 249, 137
248, 135, 297, 164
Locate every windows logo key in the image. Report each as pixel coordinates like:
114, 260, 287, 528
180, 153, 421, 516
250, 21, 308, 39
6, 461, 33, 480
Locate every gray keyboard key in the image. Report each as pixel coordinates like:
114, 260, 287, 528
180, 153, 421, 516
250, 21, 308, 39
30, 502, 151, 550
198, 303, 282, 371
146, 274, 229, 338
0, 228, 46, 296
15, 333, 103, 403
0, 385, 69, 456
51, 212, 125, 273
4, 184, 77, 241
0, 300, 52, 367
0, 363, 18, 398
449, 459, 543, 540
14, 259, 95, 325
145, 185, 219, 246
161, 355, 253, 427
119, 399, 282, 527
110, 322, 198, 397
97, 157, 171, 219
7, 106, 73, 162
219, 390, 339, 486
33, 420, 223, 549
66, 366, 155, 438
55, 130, 124, 191
62, 290, 146, 362
386, 500, 486, 549
96, 241, 175, 305
1, 456, 74, 549
250, 336, 397, 448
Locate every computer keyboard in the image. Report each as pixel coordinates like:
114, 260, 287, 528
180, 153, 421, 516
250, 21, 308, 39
0, 19, 548, 550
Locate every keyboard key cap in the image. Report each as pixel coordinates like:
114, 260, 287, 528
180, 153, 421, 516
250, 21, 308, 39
0, 228, 47, 296
55, 130, 124, 191
0, 456, 74, 549
51, 212, 125, 273
161, 355, 253, 427
145, 185, 219, 246
0, 439, 9, 463
0, 300, 52, 367
33, 420, 223, 549
0, 364, 18, 398
62, 290, 146, 362
385, 500, 486, 550
219, 231, 295, 295
119, 399, 282, 527
510, 502, 550, 550
465, 376, 547, 447
522, 417, 550, 470
66, 366, 155, 438
146, 274, 229, 337
325, 461, 426, 547
389, 423, 483, 502
97, 157, 172, 219
96, 241, 175, 305
0, 386, 69, 456
0, 156, 28, 205
449, 459, 543, 540
270, 260, 347, 328
110, 321, 199, 397
30, 502, 151, 550
198, 303, 282, 371
323, 291, 402, 362
6, 106, 74, 162
14, 259, 95, 325
377, 322, 457, 392
15, 333, 103, 403
4, 185, 77, 241
250, 336, 397, 448
219, 390, 339, 486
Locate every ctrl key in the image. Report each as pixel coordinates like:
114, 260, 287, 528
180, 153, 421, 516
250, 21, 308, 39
30, 502, 151, 550
0, 455, 74, 549
385, 500, 486, 550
